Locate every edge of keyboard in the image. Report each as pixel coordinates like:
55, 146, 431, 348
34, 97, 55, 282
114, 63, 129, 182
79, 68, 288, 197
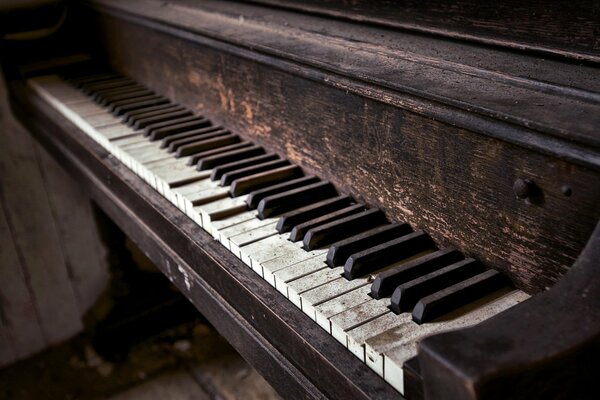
10, 76, 399, 400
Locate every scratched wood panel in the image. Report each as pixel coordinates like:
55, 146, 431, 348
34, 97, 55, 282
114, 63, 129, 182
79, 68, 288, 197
93, 16, 600, 294
34, 142, 109, 315
248, 0, 600, 62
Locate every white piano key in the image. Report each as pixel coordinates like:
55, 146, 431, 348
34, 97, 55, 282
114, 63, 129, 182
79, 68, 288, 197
272, 256, 328, 295
68, 101, 108, 117
365, 290, 530, 380
186, 186, 229, 206
28, 75, 535, 397
286, 267, 344, 308
262, 247, 327, 286
99, 124, 141, 140
85, 111, 123, 128
228, 222, 278, 261
329, 300, 390, 346
194, 196, 247, 229
210, 211, 258, 239
241, 235, 300, 273
29, 75, 88, 103
314, 285, 372, 332
346, 311, 407, 362
301, 276, 370, 321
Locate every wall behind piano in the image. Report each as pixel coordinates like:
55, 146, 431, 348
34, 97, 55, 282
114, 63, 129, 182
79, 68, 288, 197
0, 74, 109, 367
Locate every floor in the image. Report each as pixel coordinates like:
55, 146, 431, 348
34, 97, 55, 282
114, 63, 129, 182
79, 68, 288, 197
0, 320, 280, 400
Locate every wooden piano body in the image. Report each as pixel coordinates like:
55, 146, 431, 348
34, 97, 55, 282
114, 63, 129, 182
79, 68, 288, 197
2, 1, 599, 398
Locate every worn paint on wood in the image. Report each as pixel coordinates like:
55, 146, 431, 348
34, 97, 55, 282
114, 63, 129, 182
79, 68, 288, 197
90, 14, 600, 294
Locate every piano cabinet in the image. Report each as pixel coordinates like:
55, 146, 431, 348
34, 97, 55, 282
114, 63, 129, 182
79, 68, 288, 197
2, 0, 600, 399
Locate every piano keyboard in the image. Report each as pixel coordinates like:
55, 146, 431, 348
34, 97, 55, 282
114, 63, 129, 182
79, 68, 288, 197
28, 71, 529, 395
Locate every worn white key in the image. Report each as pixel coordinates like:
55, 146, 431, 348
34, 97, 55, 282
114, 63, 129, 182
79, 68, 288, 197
241, 235, 301, 274
68, 101, 107, 116
346, 311, 405, 362
365, 290, 530, 382
187, 186, 229, 206
151, 159, 210, 194
210, 211, 258, 238
262, 246, 327, 286
220, 217, 277, 241
273, 256, 328, 296
229, 222, 278, 261
301, 276, 370, 321
194, 196, 247, 229
30, 75, 88, 103
314, 285, 373, 332
285, 267, 344, 308
330, 300, 390, 345
86, 111, 122, 128
99, 124, 141, 140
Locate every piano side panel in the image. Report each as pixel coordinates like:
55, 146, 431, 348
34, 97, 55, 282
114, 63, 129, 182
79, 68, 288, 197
88, 14, 600, 294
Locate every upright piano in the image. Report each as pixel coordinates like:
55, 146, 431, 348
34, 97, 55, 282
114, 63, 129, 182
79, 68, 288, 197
2, 1, 599, 398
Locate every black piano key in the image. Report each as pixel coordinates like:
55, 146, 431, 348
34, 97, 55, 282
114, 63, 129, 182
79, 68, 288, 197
135, 109, 193, 130
111, 95, 168, 113
165, 128, 229, 151
82, 78, 136, 94
289, 204, 365, 242
147, 116, 208, 140
93, 84, 145, 102
123, 103, 178, 124
76, 74, 131, 90
114, 97, 170, 116
149, 118, 211, 143
210, 153, 280, 181
412, 270, 510, 324
257, 181, 337, 219
175, 134, 240, 158
326, 223, 414, 268
229, 164, 303, 197
79, 77, 131, 92
69, 73, 121, 87
220, 159, 290, 186
189, 142, 254, 166
275, 195, 353, 234
370, 248, 463, 299
304, 208, 388, 251
390, 258, 486, 314
197, 145, 266, 170
343, 230, 435, 280
246, 175, 320, 209
127, 106, 186, 127
98, 89, 155, 106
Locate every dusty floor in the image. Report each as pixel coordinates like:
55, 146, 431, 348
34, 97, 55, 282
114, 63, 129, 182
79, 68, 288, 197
0, 321, 280, 400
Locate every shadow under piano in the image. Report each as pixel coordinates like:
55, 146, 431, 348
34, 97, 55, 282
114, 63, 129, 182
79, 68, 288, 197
1, 1, 599, 399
